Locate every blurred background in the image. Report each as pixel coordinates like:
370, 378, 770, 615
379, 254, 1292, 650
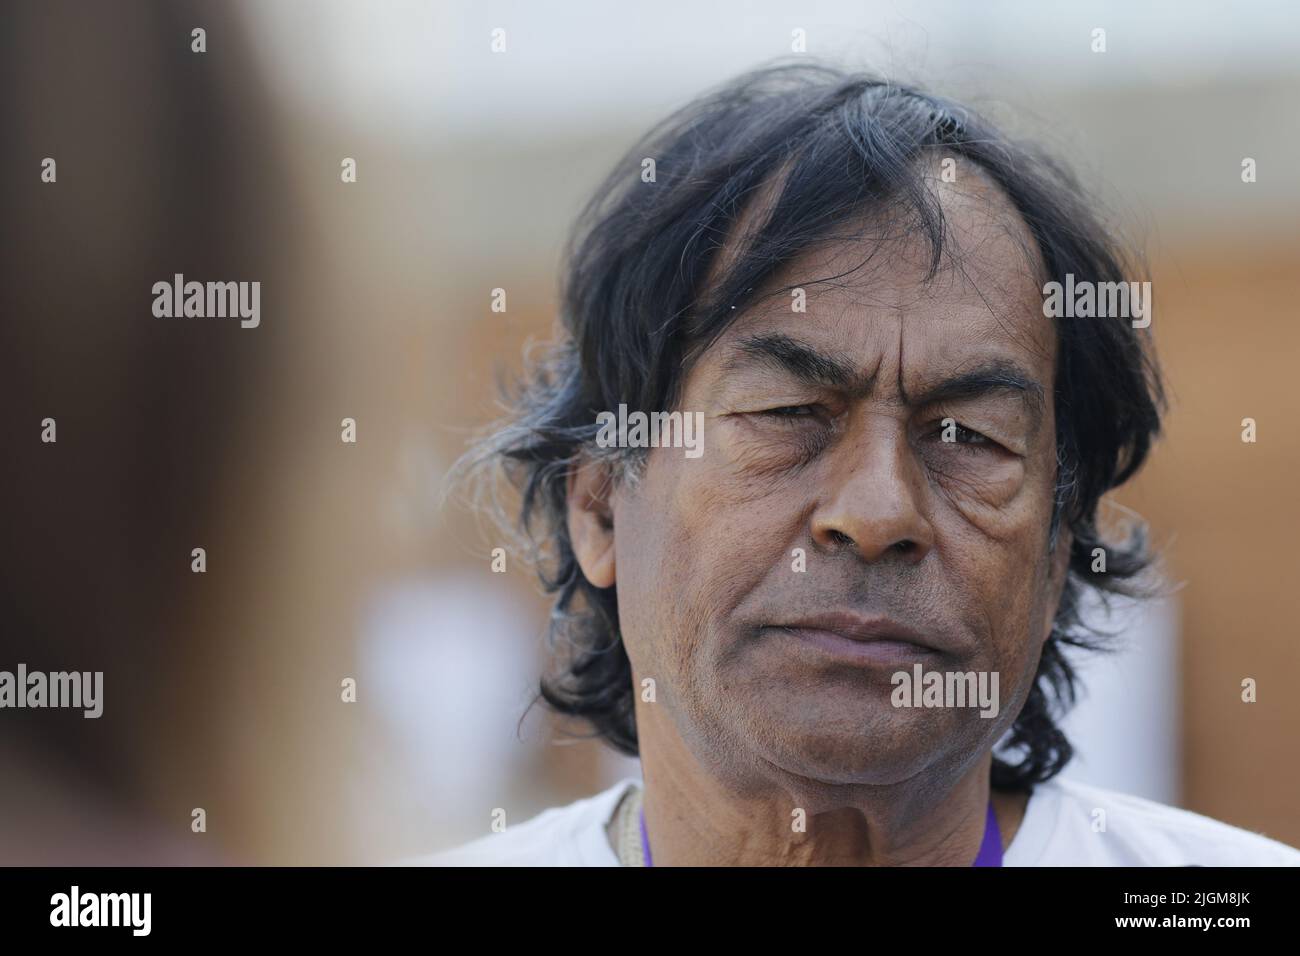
2, 0, 1297, 863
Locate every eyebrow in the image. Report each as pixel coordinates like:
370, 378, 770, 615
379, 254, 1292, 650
722, 332, 1046, 418
723, 333, 862, 389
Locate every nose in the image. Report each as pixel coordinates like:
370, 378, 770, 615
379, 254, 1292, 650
810, 419, 935, 564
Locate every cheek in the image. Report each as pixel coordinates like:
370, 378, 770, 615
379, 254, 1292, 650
714, 416, 834, 488
674, 462, 807, 606
933, 457, 1058, 652
929, 464, 1026, 536
937, 497, 1057, 667
933, 426, 1058, 547
617, 451, 799, 654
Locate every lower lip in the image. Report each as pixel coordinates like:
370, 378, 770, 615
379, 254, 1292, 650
773, 627, 942, 667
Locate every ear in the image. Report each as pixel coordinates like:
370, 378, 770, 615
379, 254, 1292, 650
566, 457, 617, 589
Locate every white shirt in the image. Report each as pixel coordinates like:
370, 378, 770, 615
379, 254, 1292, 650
412, 776, 1300, 866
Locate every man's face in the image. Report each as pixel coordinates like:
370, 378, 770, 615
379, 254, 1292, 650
590, 172, 1069, 791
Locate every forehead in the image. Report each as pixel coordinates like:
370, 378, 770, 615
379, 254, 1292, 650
707, 163, 1056, 382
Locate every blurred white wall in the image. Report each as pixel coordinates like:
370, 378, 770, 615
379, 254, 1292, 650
1059, 594, 1182, 803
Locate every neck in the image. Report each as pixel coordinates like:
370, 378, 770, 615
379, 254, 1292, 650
632, 711, 1026, 866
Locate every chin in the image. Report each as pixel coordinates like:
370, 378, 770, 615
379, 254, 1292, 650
737, 708, 948, 789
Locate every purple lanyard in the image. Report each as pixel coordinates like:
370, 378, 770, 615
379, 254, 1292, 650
972, 800, 1003, 866
639, 800, 1002, 866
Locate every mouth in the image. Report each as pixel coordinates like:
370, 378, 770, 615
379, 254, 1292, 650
765, 611, 949, 668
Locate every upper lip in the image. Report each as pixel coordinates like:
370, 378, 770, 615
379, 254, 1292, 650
770, 611, 949, 653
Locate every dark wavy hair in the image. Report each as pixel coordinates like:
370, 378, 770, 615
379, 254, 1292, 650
459, 61, 1165, 792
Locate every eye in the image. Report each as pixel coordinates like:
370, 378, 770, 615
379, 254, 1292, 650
953, 425, 989, 445
933, 419, 992, 446
759, 404, 819, 419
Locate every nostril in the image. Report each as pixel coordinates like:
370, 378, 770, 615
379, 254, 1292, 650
828, 530, 854, 548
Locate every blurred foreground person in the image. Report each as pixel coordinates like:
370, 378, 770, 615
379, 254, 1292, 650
0, 0, 296, 864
